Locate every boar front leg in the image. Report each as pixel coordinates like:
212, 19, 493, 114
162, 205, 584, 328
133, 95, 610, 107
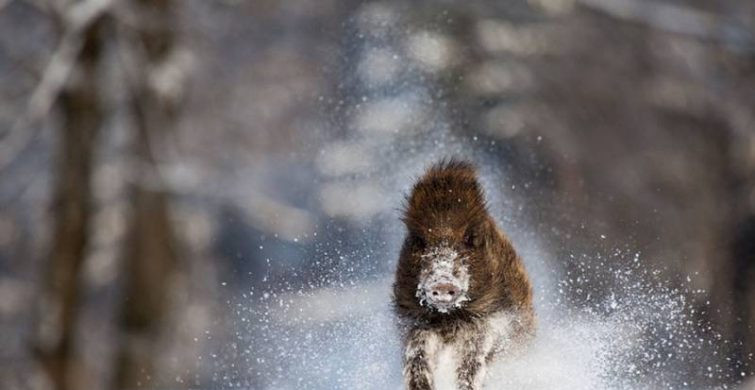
403, 328, 440, 390
456, 333, 488, 390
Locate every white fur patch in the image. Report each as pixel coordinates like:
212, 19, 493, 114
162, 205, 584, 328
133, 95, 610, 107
434, 342, 459, 390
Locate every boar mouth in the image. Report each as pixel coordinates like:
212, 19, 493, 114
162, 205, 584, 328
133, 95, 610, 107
416, 290, 469, 313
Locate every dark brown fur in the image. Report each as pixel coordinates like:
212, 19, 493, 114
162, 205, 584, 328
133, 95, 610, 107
393, 159, 535, 389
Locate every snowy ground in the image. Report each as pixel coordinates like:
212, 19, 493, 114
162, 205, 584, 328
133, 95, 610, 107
224, 247, 731, 390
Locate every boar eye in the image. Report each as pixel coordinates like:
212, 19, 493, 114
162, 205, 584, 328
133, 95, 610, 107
464, 229, 480, 248
464, 232, 475, 248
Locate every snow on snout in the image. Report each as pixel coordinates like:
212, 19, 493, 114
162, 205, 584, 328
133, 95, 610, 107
416, 246, 470, 312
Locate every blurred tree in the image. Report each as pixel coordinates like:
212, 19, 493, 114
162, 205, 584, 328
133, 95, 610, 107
112, 0, 184, 389
30, 4, 107, 390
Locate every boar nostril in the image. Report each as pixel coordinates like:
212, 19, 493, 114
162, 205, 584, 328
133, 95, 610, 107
428, 283, 461, 301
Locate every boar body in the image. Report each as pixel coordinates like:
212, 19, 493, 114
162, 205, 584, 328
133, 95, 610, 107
393, 160, 535, 390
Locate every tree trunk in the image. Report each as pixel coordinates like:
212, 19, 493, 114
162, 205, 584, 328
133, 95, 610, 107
113, 0, 183, 388
32, 18, 104, 390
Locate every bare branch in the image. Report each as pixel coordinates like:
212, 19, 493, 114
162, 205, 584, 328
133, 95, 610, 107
578, 0, 753, 47
0, 0, 112, 172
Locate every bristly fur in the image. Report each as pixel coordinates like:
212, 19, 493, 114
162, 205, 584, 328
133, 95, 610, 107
401, 159, 489, 236
393, 158, 535, 390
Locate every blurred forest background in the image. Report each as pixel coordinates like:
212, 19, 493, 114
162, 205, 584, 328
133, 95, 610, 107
0, 0, 754, 389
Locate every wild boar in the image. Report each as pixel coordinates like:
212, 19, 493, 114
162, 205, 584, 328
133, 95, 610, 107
393, 159, 535, 390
